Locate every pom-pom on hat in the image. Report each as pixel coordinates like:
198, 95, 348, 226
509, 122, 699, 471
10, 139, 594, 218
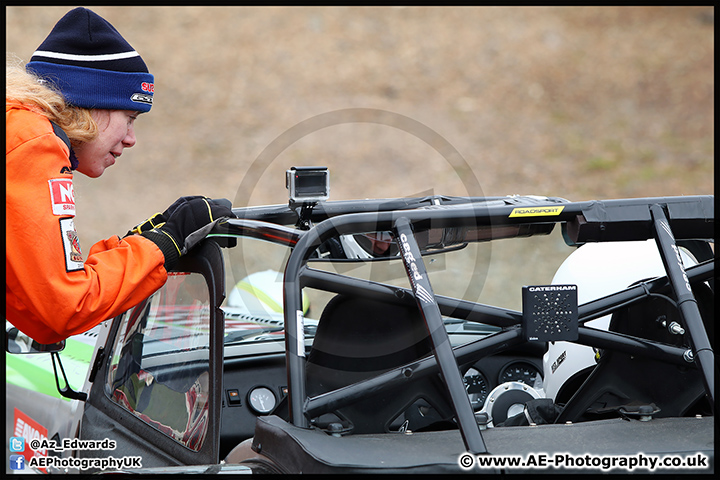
26, 7, 154, 112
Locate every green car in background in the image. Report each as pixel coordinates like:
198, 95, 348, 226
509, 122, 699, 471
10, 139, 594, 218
6, 323, 103, 473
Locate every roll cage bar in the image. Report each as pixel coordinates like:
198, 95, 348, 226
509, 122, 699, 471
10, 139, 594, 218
211, 194, 714, 455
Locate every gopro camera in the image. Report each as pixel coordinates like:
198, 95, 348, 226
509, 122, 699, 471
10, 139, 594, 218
286, 167, 330, 205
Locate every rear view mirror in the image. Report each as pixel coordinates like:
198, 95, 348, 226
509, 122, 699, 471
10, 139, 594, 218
5, 326, 65, 354
313, 223, 555, 261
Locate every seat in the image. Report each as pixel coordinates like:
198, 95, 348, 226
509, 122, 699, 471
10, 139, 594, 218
304, 295, 455, 434
557, 281, 714, 423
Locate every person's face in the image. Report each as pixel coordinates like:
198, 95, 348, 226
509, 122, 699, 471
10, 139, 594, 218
74, 109, 139, 178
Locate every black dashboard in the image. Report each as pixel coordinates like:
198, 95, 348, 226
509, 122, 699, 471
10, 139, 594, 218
218, 343, 545, 460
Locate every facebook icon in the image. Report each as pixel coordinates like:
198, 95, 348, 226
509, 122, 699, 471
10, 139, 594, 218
10, 454, 25, 470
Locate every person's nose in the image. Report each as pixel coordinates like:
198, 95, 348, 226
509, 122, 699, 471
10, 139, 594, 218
123, 124, 137, 148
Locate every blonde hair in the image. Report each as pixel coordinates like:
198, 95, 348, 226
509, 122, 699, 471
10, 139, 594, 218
6, 56, 98, 145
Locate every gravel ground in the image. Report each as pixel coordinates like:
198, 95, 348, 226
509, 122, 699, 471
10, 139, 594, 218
6, 6, 714, 247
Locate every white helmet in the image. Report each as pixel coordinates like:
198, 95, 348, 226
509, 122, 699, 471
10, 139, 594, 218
542, 239, 697, 401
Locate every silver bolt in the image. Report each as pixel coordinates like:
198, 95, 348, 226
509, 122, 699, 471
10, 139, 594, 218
683, 349, 694, 363
668, 322, 685, 335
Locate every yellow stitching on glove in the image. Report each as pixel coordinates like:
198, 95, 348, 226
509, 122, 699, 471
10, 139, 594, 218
159, 229, 181, 255
202, 198, 214, 222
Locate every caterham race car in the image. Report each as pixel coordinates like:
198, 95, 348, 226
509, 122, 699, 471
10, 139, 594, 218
5, 167, 714, 474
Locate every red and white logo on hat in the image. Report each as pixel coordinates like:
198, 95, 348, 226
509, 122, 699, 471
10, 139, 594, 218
49, 178, 75, 216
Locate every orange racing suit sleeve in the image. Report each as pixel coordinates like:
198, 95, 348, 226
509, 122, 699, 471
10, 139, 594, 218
6, 102, 168, 344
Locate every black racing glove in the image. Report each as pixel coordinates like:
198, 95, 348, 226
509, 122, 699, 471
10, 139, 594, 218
125, 195, 211, 237
162, 195, 214, 218
138, 197, 234, 270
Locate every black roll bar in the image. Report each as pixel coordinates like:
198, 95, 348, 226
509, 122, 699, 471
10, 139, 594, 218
650, 204, 714, 409
229, 195, 714, 450
300, 263, 710, 419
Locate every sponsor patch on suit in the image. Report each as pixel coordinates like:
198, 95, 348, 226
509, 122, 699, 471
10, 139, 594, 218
60, 217, 84, 271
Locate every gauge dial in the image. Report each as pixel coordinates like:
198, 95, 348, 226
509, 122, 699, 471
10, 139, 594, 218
463, 367, 489, 410
247, 386, 277, 414
498, 362, 542, 388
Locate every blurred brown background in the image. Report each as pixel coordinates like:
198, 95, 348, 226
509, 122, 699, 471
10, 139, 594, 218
6, 6, 714, 248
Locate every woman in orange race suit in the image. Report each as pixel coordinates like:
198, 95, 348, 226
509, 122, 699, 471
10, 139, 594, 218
6, 7, 233, 344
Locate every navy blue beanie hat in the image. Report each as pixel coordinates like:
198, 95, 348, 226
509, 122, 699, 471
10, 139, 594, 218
26, 7, 154, 112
